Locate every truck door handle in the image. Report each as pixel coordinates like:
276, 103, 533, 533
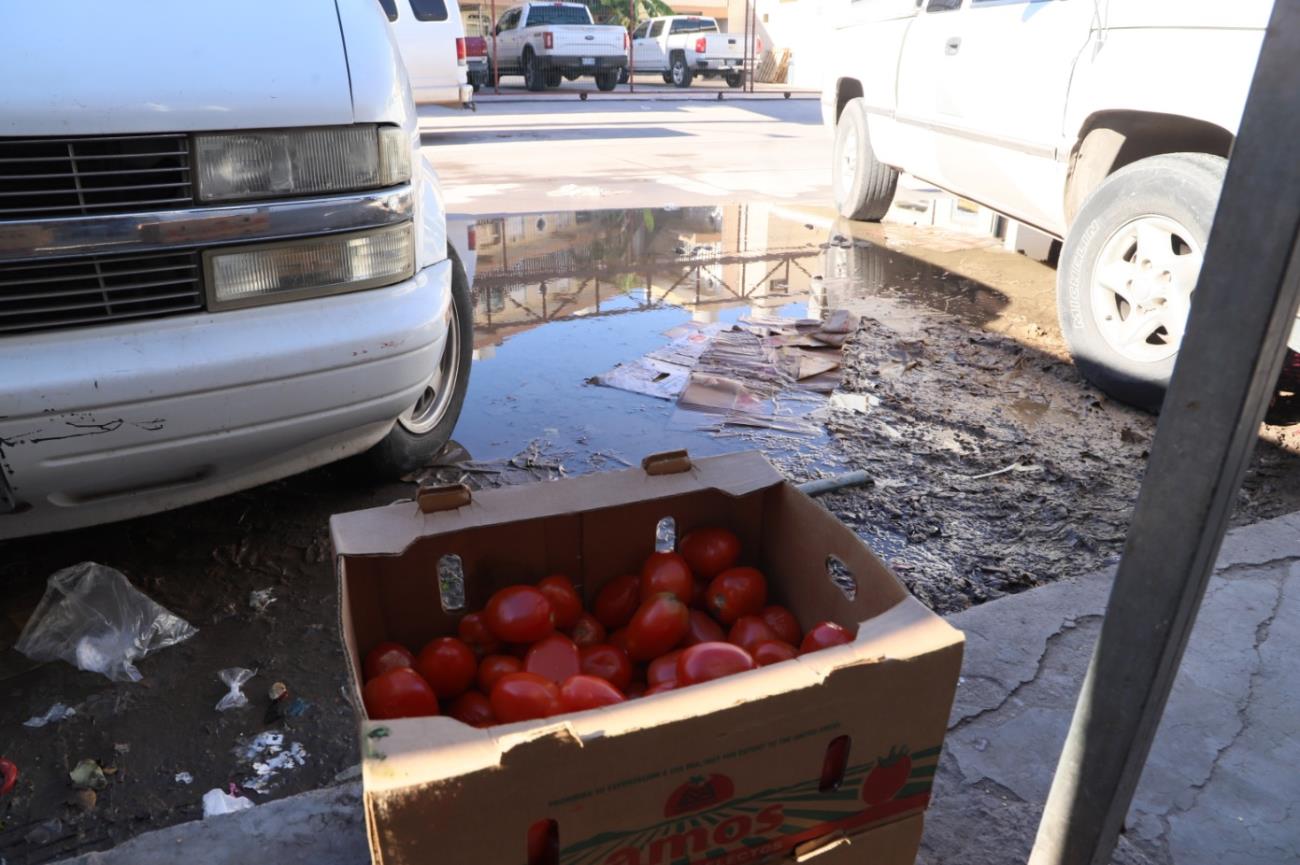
945, 37, 961, 55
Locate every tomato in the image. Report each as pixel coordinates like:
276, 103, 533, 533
593, 574, 640, 630
490, 672, 563, 723
363, 641, 414, 682
645, 680, 678, 695
477, 654, 523, 693
415, 637, 478, 698
705, 567, 768, 625
485, 585, 555, 644
647, 650, 683, 686
559, 674, 626, 711
524, 634, 581, 684
608, 627, 631, 655
537, 575, 583, 630
625, 595, 689, 662
0, 757, 18, 798
448, 691, 496, 728
457, 612, 501, 658
753, 640, 798, 666
760, 605, 802, 646
678, 527, 741, 579
800, 621, 855, 654
682, 609, 725, 647
677, 641, 755, 685
528, 819, 558, 865
363, 667, 440, 720
727, 615, 778, 654
640, 552, 693, 604
578, 643, 633, 690
861, 749, 912, 805
569, 612, 606, 648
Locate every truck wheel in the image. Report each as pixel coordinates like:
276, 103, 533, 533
523, 51, 545, 92
670, 54, 693, 88
618, 67, 629, 84
595, 70, 619, 92
724, 71, 742, 88
661, 72, 673, 84
361, 248, 473, 479
1057, 153, 1226, 412
545, 69, 562, 88
833, 98, 898, 222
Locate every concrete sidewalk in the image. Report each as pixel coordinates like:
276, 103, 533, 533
57, 510, 1300, 865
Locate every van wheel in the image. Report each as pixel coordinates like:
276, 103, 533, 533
523, 51, 545, 92
670, 54, 693, 88
361, 249, 474, 479
1058, 152, 1226, 412
833, 97, 898, 222
725, 71, 742, 88
595, 70, 619, 92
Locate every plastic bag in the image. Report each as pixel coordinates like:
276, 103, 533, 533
202, 788, 253, 818
14, 562, 197, 683
215, 668, 256, 711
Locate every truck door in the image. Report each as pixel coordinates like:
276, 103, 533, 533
640, 19, 668, 70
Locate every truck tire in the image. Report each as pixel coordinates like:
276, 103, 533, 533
523, 50, 545, 92
670, 53, 693, 88
1057, 152, 1226, 412
618, 67, 629, 84
724, 71, 742, 88
545, 69, 562, 88
595, 69, 619, 91
662, 72, 673, 84
361, 247, 474, 479
832, 98, 898, 222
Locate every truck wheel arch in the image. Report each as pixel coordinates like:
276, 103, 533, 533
1065, 111, 1234, 224
835, 78, 864, 121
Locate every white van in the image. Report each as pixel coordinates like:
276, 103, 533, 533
383, 0, 474, 106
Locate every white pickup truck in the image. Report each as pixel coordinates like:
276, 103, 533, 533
487, 2, 628, 92
631, 15, 745, 88
823, 0, 1298, 411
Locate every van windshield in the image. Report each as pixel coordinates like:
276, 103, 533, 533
527, 6, 593, 26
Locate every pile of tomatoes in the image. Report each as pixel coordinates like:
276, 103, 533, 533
361, 527, 856, 726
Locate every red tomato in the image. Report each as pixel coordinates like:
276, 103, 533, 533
647, 650, 683, 686
678, 527, 741, 579
485, 586, 555, 644
645, 680, 678, 695
490, 672, 563, 723
727, 615, 778, 654
569, 612, 606, 648
477, 654, 522, 693
537, 575, 583, 630
677, 641, 755, 685
760, 605, 802, 646
625, 595, 689, 662
457, 612, 501, 658
559, 674, 626, 711
705, 567, 768, 625
593, 574, 640, 630
416, 637, 477, 698
640, 552, 693, 604
448, 691, 496, 728
363, 667, 440, 720
524, 634, 581, 684
363, 641, 414, 682
682, 609, 725, 647
528, 819, 558, 865
800, 621, 855, 654
753, 640, 798, 666
608, 627, 631, 655
578, 643, 633, 690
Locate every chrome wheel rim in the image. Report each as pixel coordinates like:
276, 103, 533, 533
672, 62, 684, 85
398, 303, 461, 435
837, 127, 859, 201
1090, 214, 1203, 364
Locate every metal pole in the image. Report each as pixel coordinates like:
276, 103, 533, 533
490, 0, 499, 95
1029, 5, 1300, 863
741, 0, 750, 95
748, 0, 757, 93
627, 0, 635, 93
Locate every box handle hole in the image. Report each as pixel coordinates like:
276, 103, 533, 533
818, 735, 852, 792
826, 555, 857, 601
527, 818, 558, 865
655, 516, 677, 553
438, 554, 466, 613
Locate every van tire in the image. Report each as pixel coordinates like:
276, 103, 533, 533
1057, 152, 1226, 412
832, 97, 898, 222
595, 69, 619, 91
360, 248, 474, 479
523, 50, 545, 92
670, 53, 693, 88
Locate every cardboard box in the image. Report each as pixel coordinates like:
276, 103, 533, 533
332, 451, 964, 865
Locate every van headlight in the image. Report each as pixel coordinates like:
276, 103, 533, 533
204, 223, 415, 310
194, 125, 411, 202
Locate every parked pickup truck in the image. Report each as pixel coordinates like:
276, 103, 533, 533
0, 0, 473, 538
823, 0, 1298, 411
631, 15, 744, 88
487, 2, 628, 92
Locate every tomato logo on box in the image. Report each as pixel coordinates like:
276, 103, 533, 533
663, 774, 735, 818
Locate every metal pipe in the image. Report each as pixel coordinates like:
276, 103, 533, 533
797, 471, 871, 497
